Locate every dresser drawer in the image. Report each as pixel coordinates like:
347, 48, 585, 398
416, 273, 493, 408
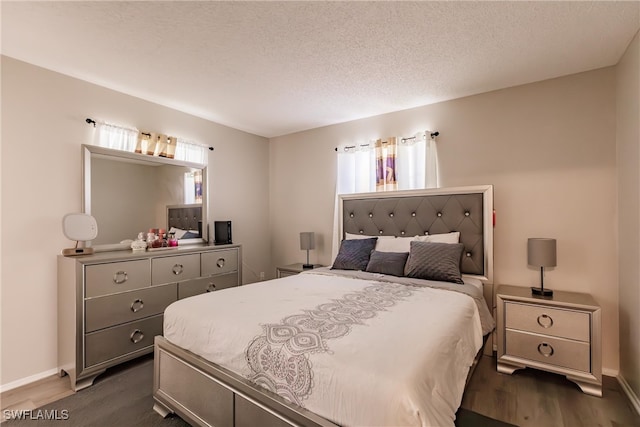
178, 273, 238, 299
85, 259, 151, 298
85, 284, 177, 333
505, 302, 590, 341
85, 315, 163, 368
152, 254, 200, 285
201, 249, 238, 276
505, 329, 590, 372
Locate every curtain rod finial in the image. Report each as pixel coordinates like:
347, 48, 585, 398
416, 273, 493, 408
86, 118, 96, 127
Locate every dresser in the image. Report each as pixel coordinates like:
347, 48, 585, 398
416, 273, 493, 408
496, 284, 601, 396
58, 244, 241, 391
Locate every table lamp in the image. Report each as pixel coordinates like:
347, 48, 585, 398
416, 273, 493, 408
300, 232, 315, 269
528, 238, 556, 297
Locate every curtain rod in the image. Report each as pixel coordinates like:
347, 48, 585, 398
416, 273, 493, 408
85, 118, 214, 151
334, 131, 439, 151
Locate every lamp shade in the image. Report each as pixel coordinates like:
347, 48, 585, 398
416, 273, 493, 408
300, 232, 315, 251
527, 238, 557, 267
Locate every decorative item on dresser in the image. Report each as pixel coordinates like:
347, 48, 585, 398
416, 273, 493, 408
276, 263, 324, 278
61, 213, 98, 256
57, 244, 241, 391
496, 284, 602, 396
299, 232, 316, 268
528, 237, 557, 296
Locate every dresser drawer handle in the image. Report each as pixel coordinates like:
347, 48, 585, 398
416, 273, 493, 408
216, 258, 225, 268
537, 314, 553, 328
206, 282, 217, 292
537, 342, 554, 357
113, 271, 128, 284
130, 329, 144, 344
130, 299, 144, 313
172, 264, 184, 275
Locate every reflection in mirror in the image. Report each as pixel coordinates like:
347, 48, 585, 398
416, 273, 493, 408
82, 145, 207, 248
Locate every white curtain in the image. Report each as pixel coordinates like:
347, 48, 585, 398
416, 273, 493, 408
94, 121, 208, 165
175, 138, 207, 165
397, 131, 439, 190
336, 143, 376, 194
95, 122, 138, 152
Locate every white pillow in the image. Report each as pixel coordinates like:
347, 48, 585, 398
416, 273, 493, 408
414, 231, 460, 244
375, 236, 415, 253
345, 232, 394, 240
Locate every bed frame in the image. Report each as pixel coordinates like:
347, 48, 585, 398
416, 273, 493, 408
153, 185, 494, 427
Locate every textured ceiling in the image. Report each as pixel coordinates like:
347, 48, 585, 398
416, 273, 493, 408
2, 1, 639, 138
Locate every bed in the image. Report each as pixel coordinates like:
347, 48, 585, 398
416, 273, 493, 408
153, 185, 495, 427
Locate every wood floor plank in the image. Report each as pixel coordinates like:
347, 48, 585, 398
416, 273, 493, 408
462, 355, 640, 427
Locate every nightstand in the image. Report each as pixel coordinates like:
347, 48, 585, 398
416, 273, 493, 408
496, 284, 602, 397
276, 263, 323, 278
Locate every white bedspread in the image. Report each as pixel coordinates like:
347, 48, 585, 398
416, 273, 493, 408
163, 270, 487, 427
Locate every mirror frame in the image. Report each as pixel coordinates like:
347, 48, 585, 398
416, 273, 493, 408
82, 144, 208, 250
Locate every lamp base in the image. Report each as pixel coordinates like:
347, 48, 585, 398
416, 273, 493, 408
531, 286, 553, 297
62, 247, 94, 257
302, 264, 314, 269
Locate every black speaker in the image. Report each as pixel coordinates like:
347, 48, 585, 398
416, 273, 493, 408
214, 221, 232, 245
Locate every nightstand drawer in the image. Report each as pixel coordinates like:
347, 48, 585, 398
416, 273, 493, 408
505, 302, 590, 341
152, 254, 200, 285
506, 330, 590, 372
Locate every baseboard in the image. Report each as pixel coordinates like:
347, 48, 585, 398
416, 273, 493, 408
603, 367, 619, 377
617, 374, 640, 416
0, 368, 58, 394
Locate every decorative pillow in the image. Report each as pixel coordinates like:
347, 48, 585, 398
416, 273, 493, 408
331, 237, 378, 271
414, 231, 460, 244
365, 250, 409, 277
404, 241, 465, 284
375, 236, 416, 253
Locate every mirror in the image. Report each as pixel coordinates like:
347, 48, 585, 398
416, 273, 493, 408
82, 144, 208, 249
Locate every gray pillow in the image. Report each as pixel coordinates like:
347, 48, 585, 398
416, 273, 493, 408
365, 251, 409, 277
331, 238, 378, 271
404, 241, 465, 284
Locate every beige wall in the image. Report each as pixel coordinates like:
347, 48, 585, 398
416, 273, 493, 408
269, 67, 620, 373
617, 30, 640, 403
0, 56, 271, 388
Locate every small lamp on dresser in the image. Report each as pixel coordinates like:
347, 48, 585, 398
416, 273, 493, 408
528, 237, 556, 296
300, 232, 315, 269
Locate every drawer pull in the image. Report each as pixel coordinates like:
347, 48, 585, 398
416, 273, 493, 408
537, 314, 554, 328
113, 271, 128, 284
216, 258, 225, 268
172, 264, 184, 275
130, 329, 144, 344
130, 299, 144, 313
206, 282, 217, 292
537, 342, 554, 357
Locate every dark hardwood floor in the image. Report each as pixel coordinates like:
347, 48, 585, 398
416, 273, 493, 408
462, 355, 640, 427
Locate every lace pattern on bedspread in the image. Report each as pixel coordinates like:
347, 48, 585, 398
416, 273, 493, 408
244, 282, 419, 406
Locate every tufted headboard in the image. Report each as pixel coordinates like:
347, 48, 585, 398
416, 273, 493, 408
167, 204, 203, 237
339, 185, 494, 283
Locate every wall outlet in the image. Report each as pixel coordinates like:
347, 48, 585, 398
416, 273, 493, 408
259, 271, 265, 281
